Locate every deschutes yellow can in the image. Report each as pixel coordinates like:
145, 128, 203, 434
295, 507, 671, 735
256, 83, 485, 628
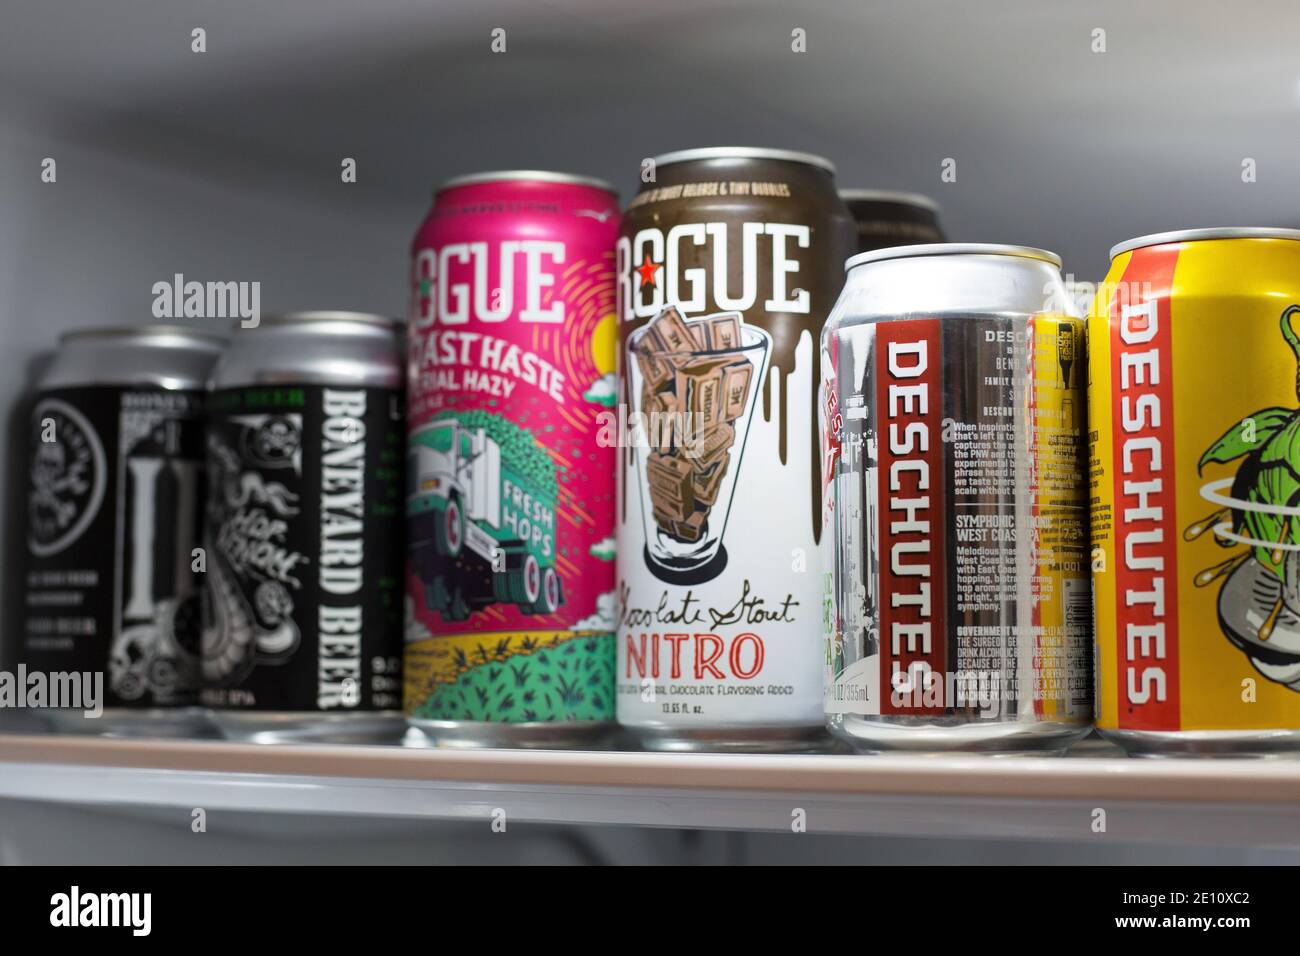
1089, 227, 1300, 755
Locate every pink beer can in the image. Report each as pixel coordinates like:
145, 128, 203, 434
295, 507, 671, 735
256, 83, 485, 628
404, 171, 621, 746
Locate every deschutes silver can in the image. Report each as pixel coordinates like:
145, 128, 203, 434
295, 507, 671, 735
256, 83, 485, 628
820, 244, 1092, 752
201, 312, 406, 743
616, 147, 855, 751
20, 326, 222, 736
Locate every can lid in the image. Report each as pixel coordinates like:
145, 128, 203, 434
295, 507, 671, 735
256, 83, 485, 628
845, 242, 1061, 271
435, 170, 618, 196
260, 310, 402, 330
651, 147, 836, 175
1110, 227, 1300, 259
59, 324, 226, 349
838, 189, 940, 212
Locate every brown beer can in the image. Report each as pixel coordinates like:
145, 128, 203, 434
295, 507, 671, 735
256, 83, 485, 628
616, 147, 854, 751
839, 189, 945, 254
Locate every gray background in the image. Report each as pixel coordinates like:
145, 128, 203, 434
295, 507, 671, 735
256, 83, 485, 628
4, 0, 1298, 321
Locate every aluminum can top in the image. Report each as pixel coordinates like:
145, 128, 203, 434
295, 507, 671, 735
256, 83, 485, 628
44, 324, 223, 389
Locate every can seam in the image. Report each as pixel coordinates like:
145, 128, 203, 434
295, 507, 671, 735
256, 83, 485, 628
58, 325, 227, 348
435, 170, 618, 196
259, 311, 401, 330
845, 243, 1061, 271
1110, 227, 1300, 259
838, 189, 941, 212
650, 147, 836, 175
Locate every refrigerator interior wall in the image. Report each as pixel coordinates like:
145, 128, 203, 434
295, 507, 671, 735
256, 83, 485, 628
1, 0, 1298, 863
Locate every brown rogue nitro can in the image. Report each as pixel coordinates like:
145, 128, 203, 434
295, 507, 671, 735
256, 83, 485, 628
616, 147, 854, 751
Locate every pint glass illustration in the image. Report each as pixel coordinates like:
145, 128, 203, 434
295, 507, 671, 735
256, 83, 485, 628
626, 306, 770, 583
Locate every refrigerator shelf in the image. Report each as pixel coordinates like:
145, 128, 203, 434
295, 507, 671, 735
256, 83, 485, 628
1, 732, 1297, 846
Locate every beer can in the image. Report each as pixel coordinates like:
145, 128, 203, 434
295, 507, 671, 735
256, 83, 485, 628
821, 244, 1091, 752
20, 325, 222, 735
617, 147, 855, 751
202, 312, 406, 743
839, 189, 945, 255
404, 171, 620, 748
1090, 227, 1300, 756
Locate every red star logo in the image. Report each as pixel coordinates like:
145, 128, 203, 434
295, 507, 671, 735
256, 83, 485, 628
636, 253, 661, 289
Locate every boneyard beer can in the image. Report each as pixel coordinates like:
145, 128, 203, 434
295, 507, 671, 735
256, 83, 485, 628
617, 147, 854, 751
404, 171, 620, 747
1091, 228, 1300, 756
202, 312, 405, 742
839, 189, 946, 255
822, 244, 1091, 752
21, 326, 222, 735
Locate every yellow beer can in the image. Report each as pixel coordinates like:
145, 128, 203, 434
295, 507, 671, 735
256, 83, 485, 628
1089, 227, 1300, 755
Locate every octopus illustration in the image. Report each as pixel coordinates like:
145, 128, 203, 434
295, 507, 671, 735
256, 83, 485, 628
209, 434, 299, 513
202, 548, 301, 684
201, 430, 303, 684
1188, 304, 1300, 688
109, 596, 201, 701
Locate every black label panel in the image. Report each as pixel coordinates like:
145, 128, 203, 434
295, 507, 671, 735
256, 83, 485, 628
22, 386, 207, 707
201, 384, 404, 712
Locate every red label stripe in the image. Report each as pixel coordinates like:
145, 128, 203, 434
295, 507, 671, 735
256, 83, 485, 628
1109, 246, 1181, 731
876, 319, 946, 716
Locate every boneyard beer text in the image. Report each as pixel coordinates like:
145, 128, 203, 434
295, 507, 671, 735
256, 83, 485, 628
318, 389, 367, 709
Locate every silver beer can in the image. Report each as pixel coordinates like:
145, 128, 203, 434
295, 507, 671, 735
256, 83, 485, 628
201, 312, 406, 743
820, 244, 1092, 752
20, 326, 223, 736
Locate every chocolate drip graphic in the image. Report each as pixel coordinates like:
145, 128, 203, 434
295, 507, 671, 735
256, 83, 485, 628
757, 321, 823, 543
618, 184, 851, 545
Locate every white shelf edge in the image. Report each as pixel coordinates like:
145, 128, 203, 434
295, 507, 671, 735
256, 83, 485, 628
5, 758, 1298, 846
2, 733, 1299, 845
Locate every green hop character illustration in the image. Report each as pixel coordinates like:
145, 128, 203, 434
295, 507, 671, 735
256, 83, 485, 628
1189, 304, 1300, 688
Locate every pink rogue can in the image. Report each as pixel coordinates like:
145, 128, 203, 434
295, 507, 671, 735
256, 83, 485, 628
404, 171, 621, 747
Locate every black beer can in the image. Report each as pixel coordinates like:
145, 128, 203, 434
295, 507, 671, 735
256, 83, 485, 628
20, 325, 222, 735
201, 312, 406, 743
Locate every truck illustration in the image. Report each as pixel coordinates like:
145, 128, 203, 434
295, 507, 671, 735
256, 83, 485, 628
408, 412, 563, 622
